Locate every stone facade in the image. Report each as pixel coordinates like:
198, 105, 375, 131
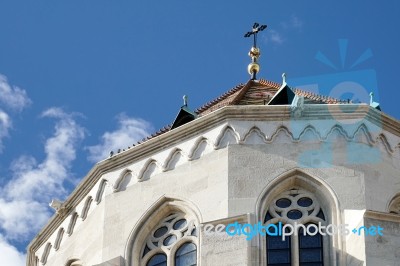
27, 103, 400, 266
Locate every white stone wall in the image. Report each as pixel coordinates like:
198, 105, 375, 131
31, 110, 400, 266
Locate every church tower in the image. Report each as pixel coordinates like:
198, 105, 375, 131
27, 24, 400, 266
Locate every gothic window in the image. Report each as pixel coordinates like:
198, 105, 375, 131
265, 188, 326, 266
141, 212, 198, 266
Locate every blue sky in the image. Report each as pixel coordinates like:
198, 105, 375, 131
0, 1, 399, 264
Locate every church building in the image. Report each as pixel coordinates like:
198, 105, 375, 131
27, 24, 400, 266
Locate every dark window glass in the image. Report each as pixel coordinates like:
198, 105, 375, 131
299, 225, 323, 266
175, 243, 197, 266
153, 227, 168, 238
317, 210, 325, 221
163, 234, 177, 246
264, 211, 273, 223
267, 225, 291, 266
173, 219, 187, 230
298, 197, 313, 207
287, 210, 302, 220
190, 226, 198, 236
147, 253, 167, 266
142, 245, 151, 257
276, 198, 292, 208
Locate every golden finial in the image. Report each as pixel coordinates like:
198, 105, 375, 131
244, 23, 267, 80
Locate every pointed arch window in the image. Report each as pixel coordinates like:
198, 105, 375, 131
264, 188, 326, 266
141, 212, 198, 266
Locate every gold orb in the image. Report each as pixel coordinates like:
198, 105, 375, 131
247, 62, 260, 75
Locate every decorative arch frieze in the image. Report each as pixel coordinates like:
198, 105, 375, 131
95, 179, 108, 204
80, 196, 93, 220
137, 159, 162, 181
214, 125, 240, 148
54, 227, 64, 250
66, 212, 78, 236
242, 126, 267, 144
113, 169, 133, 192
162, 148, 187, 171
269, 125, 297, 143
40, 242, 52, 265
187, 137, 214, 160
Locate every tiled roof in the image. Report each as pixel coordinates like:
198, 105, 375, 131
122, 78, 349, 151
293, 88, 348, 104
195, 83, 245, 116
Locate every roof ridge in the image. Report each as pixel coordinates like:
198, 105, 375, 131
258, 78, 283, 88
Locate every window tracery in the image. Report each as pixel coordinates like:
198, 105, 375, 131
141, 212, 197, 266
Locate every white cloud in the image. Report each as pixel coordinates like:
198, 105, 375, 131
281, 15, 304, 31
0, 110, 12, 152
86, 114, 153, 163
0, 108, 85, 241
0, 74, 32, 153
263, 15, 304, 46
0, 235, 25, 266
0, 75, 32, 112
269, 30, 284, 44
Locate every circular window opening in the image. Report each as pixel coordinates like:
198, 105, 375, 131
173, 219, 187, 230
297, 197, 313, 207
276, 198, 291, 208
153, 226, 168, 238
163, 234, 177, 246
287, 210, 302, 220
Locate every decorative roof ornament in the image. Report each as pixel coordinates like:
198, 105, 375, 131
244, 22, 267, 80
49, 199, 66, 215
282, 72, 287, 86
171, 95, 197, 129
369, 92, 381, 110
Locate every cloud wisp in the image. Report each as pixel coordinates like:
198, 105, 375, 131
0, 75, 32, 153
0, 108, 85, 265
263, 15, 304, 45
0, 75, 31, 112
0, 110, 12, 152
86, 114, 153, 163
281, 15, 304, 32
